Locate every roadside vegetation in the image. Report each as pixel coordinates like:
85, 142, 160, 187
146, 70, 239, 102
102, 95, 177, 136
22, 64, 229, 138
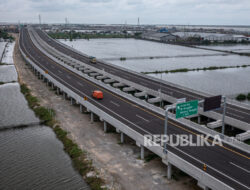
0, 29, 15, 41
20, 83, 107, 190
142, 64, 250, 75
120, 57, 126, 61
236, 93, 250, 101
48, 31, 133, 41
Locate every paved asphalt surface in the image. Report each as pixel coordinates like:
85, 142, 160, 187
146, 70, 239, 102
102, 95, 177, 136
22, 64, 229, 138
35, 29, 250, 125
21, 28, 250, 190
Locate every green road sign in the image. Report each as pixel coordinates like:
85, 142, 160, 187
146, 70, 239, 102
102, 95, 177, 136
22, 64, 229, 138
176, 100, 198, 119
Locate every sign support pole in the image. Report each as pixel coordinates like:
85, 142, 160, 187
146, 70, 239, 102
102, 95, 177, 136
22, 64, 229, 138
222, 96, 226, 135
164, 106, 174, 154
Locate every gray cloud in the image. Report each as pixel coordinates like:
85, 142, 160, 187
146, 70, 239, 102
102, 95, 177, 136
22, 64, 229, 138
0, 0, 250, 25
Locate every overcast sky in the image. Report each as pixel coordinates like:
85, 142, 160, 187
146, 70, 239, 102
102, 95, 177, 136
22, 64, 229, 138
0, 0, 250, 25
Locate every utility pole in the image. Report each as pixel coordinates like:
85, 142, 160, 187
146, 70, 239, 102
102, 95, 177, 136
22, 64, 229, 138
65, 17, 68, 26
38, 14, 41, 26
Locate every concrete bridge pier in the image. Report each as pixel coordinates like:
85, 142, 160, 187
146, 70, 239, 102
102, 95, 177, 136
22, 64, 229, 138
80, 104, 83, 113
56, 87, 60, 95
70, 98, 75, 105
140, 146, 145, 160
120, 132, 124, 143
198, 115, 201, 124
104, 121, 107, 133
167, 162, 172, 180
51, 83, 54, 90
90, 112, 94, 123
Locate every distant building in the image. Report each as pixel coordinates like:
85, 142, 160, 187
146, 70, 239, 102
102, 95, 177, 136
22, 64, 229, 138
142, 32, 178, 42
173, 32, 248, 42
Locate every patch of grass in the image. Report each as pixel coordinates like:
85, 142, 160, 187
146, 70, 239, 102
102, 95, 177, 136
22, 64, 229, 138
236, 94, 247, 101
20, 84, 31, 94
170, 68, 189, 73
141, 64, 250, 75
33, 107, 55, 125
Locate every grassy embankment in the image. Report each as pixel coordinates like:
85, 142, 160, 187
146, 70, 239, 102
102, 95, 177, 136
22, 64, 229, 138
20, 84, 106, 190
142, 64, 250, 75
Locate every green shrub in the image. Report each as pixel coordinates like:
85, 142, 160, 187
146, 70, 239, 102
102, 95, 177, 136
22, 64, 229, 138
34, 107, 53, 123
54, 126, 67, 139
120, 57, 126, 61
236, 94, 247, 101
20, 84, 30, 94
69, 146, 82, 158
247, 93, 250, 100
170, 68, 189, 73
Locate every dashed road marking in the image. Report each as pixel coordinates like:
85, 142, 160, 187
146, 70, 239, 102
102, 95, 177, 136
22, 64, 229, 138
136, 114, 149, 122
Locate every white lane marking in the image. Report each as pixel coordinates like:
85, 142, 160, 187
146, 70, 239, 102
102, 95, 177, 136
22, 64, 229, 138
23, 50, 151, 135
77, 82, 83, 86
227, 107, 250, 116
110, 101, 120, 107
230, 162, 250, 174
66, 75, 71, 79
58, 70, 62, 74
136, 114, 149, 122
227, 112, 244, 119
170, 143, 250, 190
23, 43, 249, 190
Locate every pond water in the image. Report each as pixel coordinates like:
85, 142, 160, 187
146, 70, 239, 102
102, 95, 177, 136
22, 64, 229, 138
0, 65, 18, 82
0, 42, 89, 189
60, 38, 250, 96
149, 67, 250, 96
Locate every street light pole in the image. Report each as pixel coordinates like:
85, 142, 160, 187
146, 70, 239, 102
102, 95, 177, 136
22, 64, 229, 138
222, 96, 226, 135
164, 108, 169, 154
164, 106, 174, 154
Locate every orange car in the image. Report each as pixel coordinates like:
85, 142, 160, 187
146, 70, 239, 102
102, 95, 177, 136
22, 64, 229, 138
92, 90, 103, 100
